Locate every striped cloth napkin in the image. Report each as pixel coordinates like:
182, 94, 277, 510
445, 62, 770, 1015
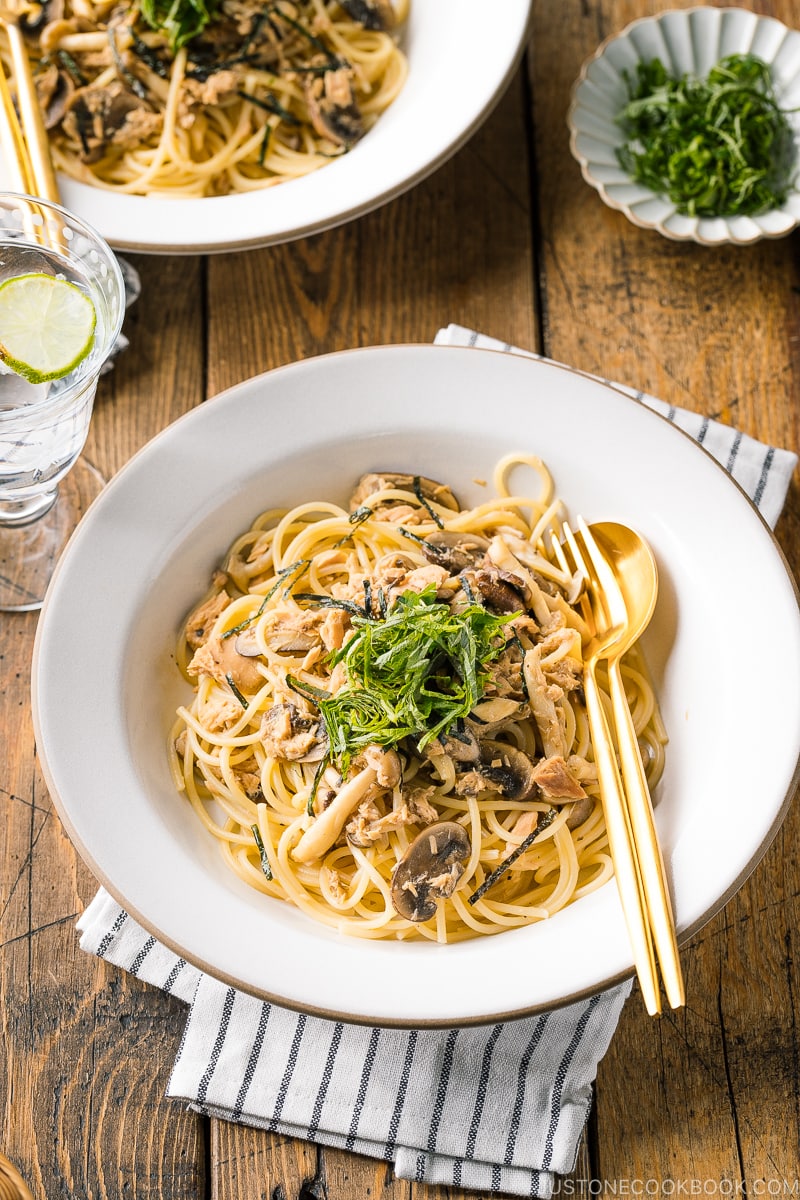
78, 326, 797, 1199
436, 325, 795, 528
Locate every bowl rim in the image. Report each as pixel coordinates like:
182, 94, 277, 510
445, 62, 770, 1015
31, 344, 800, 1025
33, 1, 534, 255
567, 5, 800, 245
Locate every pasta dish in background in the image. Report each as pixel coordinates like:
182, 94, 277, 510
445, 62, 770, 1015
169, 458, 667, 943
7, 0, 408, 196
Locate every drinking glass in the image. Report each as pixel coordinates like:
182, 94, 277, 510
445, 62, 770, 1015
0, 193, 125, 612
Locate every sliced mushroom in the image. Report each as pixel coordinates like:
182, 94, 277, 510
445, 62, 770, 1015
260, 606, 322, 654
391, 821, 471, 922
421, 530, 490, 574
34, 61, 76, 129
62, 84, 161, 163
187, 630, 265, 694
338, 0, 395, 30
430, 724, 481, 763
20, 0, 64, 36
304, 58, 364, 148
566, 795, 595, 830
234, 627, 261, 656
457, 741, 537, 802
461, 564, 526, 613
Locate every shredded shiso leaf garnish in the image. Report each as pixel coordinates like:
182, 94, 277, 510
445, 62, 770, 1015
615, 53, 797, 217
140, 0, 220, 50
298, 585, 514, 772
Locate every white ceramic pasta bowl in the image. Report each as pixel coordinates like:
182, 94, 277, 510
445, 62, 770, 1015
568, 7, 800, 245
32, 344, 800, 1025
0, 2, 532, 254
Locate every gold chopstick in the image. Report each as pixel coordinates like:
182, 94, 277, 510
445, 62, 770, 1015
0, 7, 60, 202
0, 53, 34, 193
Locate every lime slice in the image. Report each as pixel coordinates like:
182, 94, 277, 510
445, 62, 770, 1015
0, 272, 97, 385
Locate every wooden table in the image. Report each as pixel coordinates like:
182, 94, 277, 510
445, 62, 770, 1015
3, 2, 800, 1196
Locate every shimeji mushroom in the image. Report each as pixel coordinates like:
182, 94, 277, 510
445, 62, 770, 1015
291, 746, 401, 864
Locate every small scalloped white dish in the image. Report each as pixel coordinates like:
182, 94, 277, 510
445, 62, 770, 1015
31, 345, 800, 1026
568, 7, 800, 245
0, 1, 532, 255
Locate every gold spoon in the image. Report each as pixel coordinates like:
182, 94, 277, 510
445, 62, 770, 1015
587, 520, 685, 1009
0, 1152, 34, 1200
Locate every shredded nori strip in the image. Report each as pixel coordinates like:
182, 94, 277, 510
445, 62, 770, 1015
221, 558, 310, 640
251, 824, 273, 880
362, 578, 373, 617
265, 2, 336, 61
55, 49, 88, 85
413, 475, 445, 528
292, 594, 368, 618
130, 35, 170, 78
107, 27, 148, 97
397, 525, 427, 548
467, 808, 558, 905
349, 505, 373, 525
460, 572, 478, 605
225, 672, 249, 708
258, 123, 271, 166
332, 504, 373, 546
238, 89, 300, 125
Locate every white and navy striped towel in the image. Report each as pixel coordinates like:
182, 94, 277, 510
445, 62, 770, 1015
78, 326, 796, 1199
436, 324, 796, 530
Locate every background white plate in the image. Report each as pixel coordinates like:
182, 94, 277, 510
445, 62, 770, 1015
32, 345, 800, 1025
568, 7, 800, 245
2, 2, 532, 254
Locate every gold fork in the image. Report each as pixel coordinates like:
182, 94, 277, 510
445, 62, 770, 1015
573, 517, 685, 1010
550, 521, 661, 1015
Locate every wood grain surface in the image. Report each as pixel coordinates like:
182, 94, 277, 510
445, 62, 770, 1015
2, 2, 799, 1198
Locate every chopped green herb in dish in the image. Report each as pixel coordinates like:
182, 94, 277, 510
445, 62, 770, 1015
139, 0, 220, 52
314, 585, 514, 769
615, 53, 797, 218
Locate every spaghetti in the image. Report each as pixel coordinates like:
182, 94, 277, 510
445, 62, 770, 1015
9, 0, 408, 196
169, 458, 667, 943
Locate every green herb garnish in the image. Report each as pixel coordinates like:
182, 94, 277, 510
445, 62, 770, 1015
615, 53, 797, 217
316, 586, 513, 770
140, 0, 220, 51
238, 89, 300, 126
